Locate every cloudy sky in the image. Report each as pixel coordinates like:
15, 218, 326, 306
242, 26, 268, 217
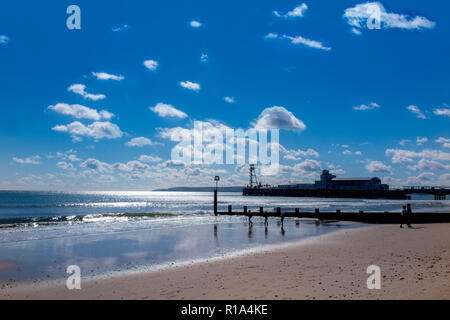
0, 1, 449, 190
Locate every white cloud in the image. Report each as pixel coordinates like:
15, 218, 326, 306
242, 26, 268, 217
416, 137, 428, 146
200, 53, 209, 63
143, 60, 158, 71
264, 33, 279, 39
283, 148, 319, 160
399, 139, 411, 146
112, 161, 150, 173
351, 28, 362, 35
407, 172, 435, 185
435, 137, 450, 148
365, 160, 392, 174
344, 2, 436, 33
138, 155, 163, 163
52, 121, 123, 141
434, 108, 450, 117
386, 148, 450, 163
92, 72, 124, 81
180, 81, 200, 92
409, 159, 450, 171
224, 96, 235, 104
253, 106, 306, 132
162, 160, 186, 169
342, 150, 362, 156
274, 3, 308, 18
407, 105, 426, 119
294, 159, 322, 172
125, 137, 156, 147
48, 103, 113, 120
111, 24, 130, 32
150, 102, 187, 119
13, 155, 41, 165
68, 84, 106, 101
80, 159, 112, 173
57, 161, 75, 171
281, 35, 331, 51
190, 21, 202, 28
0, 35, 9, 45
353, 102, 380, 111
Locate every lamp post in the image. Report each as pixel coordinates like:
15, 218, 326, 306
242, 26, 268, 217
214, 176, 220, 215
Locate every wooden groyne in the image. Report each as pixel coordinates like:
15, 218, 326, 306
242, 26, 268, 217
213, 192, 450, 224
215, 206, 450, 224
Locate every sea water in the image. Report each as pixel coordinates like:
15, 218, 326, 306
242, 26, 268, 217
0, 191, 448, 283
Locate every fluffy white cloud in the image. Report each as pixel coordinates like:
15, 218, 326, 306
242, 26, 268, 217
294, 159, 322, 172
125, 137, 157, 147
112, 161, 150, 172
92, 72, 124, 81
434, 108, 450, 117
435, 137, 450, 148
180, 81, 200, 92
80, 159, 112, 172
283, 148, 319, 160
57, 161, 75, 171
52, 121, 123, 141
13, 155, 41, 165
409, 159, 450, 171
143, 60, 158, 71
162, 160, 186, 169
365, 160, 392, 174
200, 53, 209, 63
190, 20, 202, 28
48, 103, 113, 120
150, 103, 187, 118
344, 2, 436, 33
353, 102, 380, 111
406, 172, 435, 185
386, 149, 450, 163
399, 139, 411, 146
224, 96, 235, 104
407, 105, 426, 119
0, 35, 9, 45
68, 84, 106, 101
274, 3, 308, 18
253, 106, 306, 132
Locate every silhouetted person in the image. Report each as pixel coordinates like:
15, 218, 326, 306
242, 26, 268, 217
248, 210, 253, 227
248, 225, 253, 238
264, 213, 268, 226
406, 203, 413, 228
400, 205, 412, 228
280, 212, 285, 226
280, 226, 285, 236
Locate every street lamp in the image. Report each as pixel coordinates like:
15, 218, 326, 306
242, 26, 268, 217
214, 176, 220, 190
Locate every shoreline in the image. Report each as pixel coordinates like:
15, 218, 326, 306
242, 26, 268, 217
2, 223, 449, 300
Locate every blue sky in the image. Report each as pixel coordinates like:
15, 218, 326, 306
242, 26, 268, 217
0, 0, 449, 190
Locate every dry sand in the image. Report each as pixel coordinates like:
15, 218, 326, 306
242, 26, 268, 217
1, 223, 449, 300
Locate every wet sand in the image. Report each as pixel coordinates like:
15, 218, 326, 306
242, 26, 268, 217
1, 223, 449, 300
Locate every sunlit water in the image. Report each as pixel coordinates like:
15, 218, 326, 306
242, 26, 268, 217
0, 191, 448, 283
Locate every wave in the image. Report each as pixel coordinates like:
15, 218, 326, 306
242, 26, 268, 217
0, 211, 184, 229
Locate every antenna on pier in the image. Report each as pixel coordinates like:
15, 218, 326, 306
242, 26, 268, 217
249, 164, 259, 188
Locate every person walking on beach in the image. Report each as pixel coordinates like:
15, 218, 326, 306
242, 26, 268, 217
400, 205, 412, 228
248, 210, 253, 227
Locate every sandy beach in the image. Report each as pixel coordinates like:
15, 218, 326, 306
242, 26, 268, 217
1, 223, 449, 300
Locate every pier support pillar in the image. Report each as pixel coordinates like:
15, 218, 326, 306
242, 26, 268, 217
260, 207, 264, 214
277, 207, 281, 215
243, 206, 248, 215
315, 208, 319, 214
228, 205, 232, 214
295, 208, 299, 214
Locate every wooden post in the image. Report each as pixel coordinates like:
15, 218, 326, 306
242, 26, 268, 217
315, 208, 319, 214
243, 206, 248, 215
260, 207, 264, 214
295, 208, 300, 215
277, 207, 281, 215
213, 190, 218, 215
228, 205, 232, 214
